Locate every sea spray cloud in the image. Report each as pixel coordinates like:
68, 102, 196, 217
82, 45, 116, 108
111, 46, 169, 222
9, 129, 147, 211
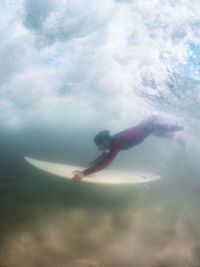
0, 0, 200, 131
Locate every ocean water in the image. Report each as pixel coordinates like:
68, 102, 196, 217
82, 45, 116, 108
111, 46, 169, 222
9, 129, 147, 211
1, 0, 200, 266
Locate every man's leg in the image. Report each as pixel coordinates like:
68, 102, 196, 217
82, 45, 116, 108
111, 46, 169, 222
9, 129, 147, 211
151, 115, 184, 135
151, 115, 185, 148
127, 115, 184, 147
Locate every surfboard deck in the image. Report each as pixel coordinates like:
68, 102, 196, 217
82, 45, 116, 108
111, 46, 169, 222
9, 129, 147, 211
24, 157, 160, 185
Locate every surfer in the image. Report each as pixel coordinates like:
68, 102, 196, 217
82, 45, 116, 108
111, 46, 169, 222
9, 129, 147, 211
73, 116, 184, 182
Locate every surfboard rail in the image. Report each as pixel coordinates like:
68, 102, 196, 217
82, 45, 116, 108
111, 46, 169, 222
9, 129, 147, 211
24, 156, 160, 185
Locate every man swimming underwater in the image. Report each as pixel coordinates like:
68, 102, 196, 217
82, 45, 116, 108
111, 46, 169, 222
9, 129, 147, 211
73, 116, 184, 182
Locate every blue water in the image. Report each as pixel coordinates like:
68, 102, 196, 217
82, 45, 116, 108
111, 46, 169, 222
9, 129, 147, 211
1, 0, 200, 266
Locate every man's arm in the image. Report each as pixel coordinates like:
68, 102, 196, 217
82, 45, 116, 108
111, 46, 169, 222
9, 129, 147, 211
88, 152, 108, 167
72, 148, 119, 182
83, 146, 120, 176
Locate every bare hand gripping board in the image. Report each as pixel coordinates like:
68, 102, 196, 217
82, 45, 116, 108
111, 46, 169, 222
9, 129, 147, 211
24, 157, 160, 185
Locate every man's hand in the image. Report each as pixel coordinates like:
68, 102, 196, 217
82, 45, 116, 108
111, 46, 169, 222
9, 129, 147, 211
72, 170, 85, 182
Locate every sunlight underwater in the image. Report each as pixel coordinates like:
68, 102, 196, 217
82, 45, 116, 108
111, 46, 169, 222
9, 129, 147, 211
1, 0, 200, 266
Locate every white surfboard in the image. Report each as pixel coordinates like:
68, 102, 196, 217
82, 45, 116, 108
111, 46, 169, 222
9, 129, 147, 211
24, 157, 160, 185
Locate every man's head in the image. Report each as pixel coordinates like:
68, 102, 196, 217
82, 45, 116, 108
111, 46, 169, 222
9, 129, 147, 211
94, 130, 111, 151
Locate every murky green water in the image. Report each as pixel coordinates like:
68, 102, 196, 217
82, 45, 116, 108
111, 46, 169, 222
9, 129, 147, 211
1, 0, 200, 266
